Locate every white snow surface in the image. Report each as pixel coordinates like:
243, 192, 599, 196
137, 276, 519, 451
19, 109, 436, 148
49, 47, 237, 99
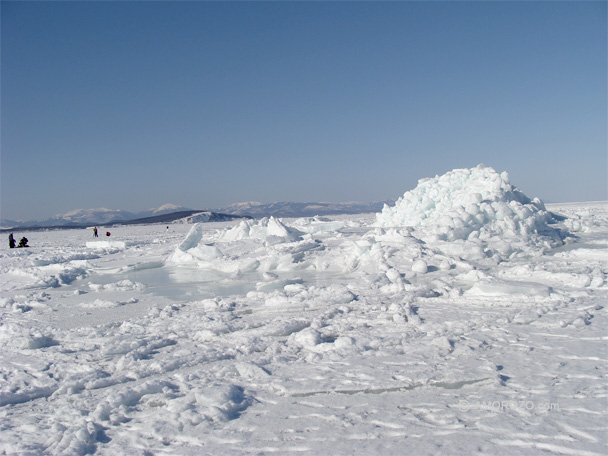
1, 170, 606, 455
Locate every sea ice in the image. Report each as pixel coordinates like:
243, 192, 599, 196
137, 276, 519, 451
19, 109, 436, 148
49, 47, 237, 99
0, 167, 606, 455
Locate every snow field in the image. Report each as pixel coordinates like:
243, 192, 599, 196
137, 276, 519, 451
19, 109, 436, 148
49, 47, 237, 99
0, 167, 606, 455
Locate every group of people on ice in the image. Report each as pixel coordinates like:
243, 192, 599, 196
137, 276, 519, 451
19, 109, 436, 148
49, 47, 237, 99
8, 233, 28, 248
93, 227, 110, 237
7, 227, 110, 249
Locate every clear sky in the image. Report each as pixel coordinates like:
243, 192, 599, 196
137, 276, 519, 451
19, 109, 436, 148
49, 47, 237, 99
1, 1, 606, 221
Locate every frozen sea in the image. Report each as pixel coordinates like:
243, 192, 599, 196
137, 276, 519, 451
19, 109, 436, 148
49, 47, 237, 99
1, 174, 606, 455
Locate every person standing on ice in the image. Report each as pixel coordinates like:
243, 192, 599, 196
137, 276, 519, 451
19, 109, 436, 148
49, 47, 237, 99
8, 233, 15, 248
93, 227, 98, 237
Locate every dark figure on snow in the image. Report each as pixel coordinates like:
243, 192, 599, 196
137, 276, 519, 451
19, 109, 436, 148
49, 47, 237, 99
18, 237, 28, 248
106, 232, 111, 237
93, 227, 98, 237
8, 233, 15, 248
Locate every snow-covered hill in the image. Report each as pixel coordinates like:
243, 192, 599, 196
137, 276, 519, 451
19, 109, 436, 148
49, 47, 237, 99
217, 200, 393, 218
0, 205, 192, 228
172, 211, 251, 224
136, 204, 191, 219
38, 208, 137, 227
1, 201, 391, 229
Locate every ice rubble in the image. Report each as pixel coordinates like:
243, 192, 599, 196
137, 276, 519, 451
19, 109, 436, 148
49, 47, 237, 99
169, 166, 568, 276
166, 223, 223, 264
376, 165, 563, 250
165, 218, 323, 294
219, 216, 303, 242
166, 216, 312, 274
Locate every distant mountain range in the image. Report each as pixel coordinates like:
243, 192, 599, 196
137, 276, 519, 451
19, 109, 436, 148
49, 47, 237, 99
216, 201, 392, 218
0, 200, 392, 229
0, 204, 191, 229
123, 211, 251, 225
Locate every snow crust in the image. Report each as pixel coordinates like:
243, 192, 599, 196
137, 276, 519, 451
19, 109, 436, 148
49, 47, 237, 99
0, 168, 606, 456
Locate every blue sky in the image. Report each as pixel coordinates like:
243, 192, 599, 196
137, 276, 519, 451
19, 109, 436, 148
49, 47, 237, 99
2, 1, 606, 221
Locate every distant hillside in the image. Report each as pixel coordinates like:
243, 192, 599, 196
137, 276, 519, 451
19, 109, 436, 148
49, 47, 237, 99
124, 211, 250, 225
0, 201, 393, 230
136, 204, 191, 219
0, 210, 251, 232
42, 208, 136, 226
1, 204, 190, 229
216, 201, 393, 218
173, 211, 251, 224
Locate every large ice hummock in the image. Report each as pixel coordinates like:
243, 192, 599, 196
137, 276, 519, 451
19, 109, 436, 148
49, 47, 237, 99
376, 165, 562, 246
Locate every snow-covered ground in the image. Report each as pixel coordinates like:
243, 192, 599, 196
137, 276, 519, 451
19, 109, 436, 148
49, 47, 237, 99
1, 167, 606, 455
